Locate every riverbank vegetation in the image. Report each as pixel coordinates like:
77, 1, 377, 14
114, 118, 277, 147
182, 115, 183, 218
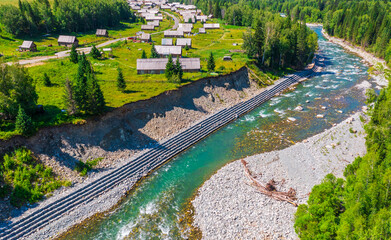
191, 0, 391, 67
294, 69, 391, 238
0, 148, 67, 207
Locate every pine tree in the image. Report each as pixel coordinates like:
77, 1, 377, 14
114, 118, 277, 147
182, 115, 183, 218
254, 20, 265, 62
74, 54, 89, 112
117, 67, 126, 91
63, 78, 77, 115
141, 50, 147, 59
207, 52, 216, 72
90, 45, 101, 59
87, 74, 105, 114
70, 45, 78, 64
43, 73, 51, 87
175, 57, 183, 82
165, 54, 175, 80
150, 43, 159, 58
15, 105, 34, 135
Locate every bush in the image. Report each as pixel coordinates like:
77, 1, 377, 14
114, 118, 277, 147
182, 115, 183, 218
75, 157, 103, 176
15, 106, 34, 135
43, 73, 52, 87
0, 148, 64, 207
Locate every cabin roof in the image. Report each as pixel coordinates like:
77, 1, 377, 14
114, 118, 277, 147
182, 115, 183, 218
20, 41, 35, 48
137, 58, 200, 70
58, 35, 77, 43
96, 29, 107, 35
161, 38, 173, 45
155, 45, 182, 55
176, 38, 191, 46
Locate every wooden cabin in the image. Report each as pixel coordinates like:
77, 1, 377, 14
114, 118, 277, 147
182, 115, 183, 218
137, 58, 200, 74
176, 38, 191, 48
19, 41, 37, 52
96, 29, 108, 37
58, 35, 79, 47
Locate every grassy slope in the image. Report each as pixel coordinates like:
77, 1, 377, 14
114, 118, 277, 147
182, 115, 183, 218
1, 9, 297, 140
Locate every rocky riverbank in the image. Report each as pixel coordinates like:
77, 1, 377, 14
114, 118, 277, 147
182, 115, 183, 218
192, 112, 367, 239
0, 67, 261, 222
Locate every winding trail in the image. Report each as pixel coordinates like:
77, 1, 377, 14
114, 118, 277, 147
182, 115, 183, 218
0, 58, 323, 240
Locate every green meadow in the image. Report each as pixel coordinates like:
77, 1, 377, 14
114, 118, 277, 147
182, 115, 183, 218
1, 10, 280, 139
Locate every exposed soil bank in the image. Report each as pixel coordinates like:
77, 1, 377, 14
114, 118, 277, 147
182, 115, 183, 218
193, 112, 367, 239
0, 67, 261, 221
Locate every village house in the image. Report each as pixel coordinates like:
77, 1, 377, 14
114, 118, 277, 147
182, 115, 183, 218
147, 20, 160, 27
204, 23, 220, 29
131, 5, 141, 10
183, 14, 196, 23
154, 45, 182, 58
96, 29, 108, 37
19, 41, 37, 52
164, 30, 184, 38
160, 4, 171, 9
176, 38, 191, 48
58, 35, 79, 47
161, 38, 174, 46
199, 28, 206, 34
178, 23, 193, 33
137, 58, 200, 74
196, 15, 208, 23
138, 33, 152, 42
141, 25, 155, 31
145, 15, 164, 21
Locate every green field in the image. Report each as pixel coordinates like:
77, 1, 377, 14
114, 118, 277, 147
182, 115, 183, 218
1, 10, 286, 140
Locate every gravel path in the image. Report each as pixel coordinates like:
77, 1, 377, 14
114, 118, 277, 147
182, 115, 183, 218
193, 112, 367, 240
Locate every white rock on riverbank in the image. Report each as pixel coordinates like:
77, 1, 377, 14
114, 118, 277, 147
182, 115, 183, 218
193, 113, 367, 240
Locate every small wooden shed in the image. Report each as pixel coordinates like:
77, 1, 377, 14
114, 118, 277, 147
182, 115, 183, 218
19, 41, 37, 52
96, 29, 108, 37
58, 35, 79, 47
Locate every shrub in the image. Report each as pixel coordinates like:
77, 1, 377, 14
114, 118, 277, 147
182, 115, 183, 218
0, 148, 64, 207
43, 73, 52, 87
15, 106, 34, 135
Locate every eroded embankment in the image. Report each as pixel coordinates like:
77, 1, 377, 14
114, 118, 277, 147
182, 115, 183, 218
0, 67, 261, 221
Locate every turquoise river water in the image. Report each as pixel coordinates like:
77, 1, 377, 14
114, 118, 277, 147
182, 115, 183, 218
62, 27, 375, 239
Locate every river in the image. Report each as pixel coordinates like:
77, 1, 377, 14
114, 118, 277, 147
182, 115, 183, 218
61, 27, 375, 239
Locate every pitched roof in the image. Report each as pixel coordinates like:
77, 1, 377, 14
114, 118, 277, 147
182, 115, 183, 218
96, 29, 107, 35
204, 23, 220, 29
176, 38, 191, 46
147, 20, 160, 26
164, 30, 184, 37
178, 23, 193, 29
161, 38, 173, 45
137, 58, 200, 71
58, 35, 77, 43
20, 41, 34, 48
139, 33, 151, 40
141, 25, 155, 30
155, 45, 182, 55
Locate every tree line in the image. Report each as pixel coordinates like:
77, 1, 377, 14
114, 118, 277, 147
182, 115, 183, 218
0, 0, 134, 36
188, 0, 391, 66
295, 68, 391, 239
243, 16, 318, 69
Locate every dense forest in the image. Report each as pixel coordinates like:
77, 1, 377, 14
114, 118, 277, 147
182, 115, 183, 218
188, 0, 391, 66
242, 16, 318, 69
0, 0, 135, 36
294, 68, 391, 239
